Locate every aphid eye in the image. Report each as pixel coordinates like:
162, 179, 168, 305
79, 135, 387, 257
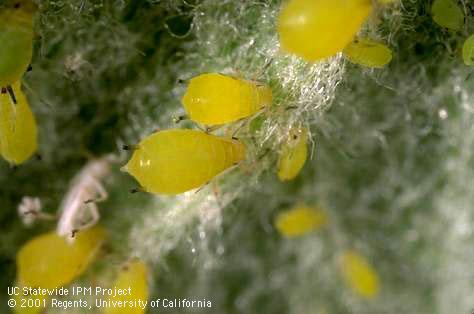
292, 134, 298, 140
14, 2, 21, 8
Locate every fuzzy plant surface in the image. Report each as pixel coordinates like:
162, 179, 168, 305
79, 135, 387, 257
1, 0, 474, 313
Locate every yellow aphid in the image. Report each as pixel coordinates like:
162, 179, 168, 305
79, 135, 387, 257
339, 250, 380, 299
181, 73, 272, 125
0, 81, 37, 164
274, 204, 327, 237
431, 0, 464, 31
343, 38, 392, 68
0, 0, 37, 87
277, 127, 308, 181
123, 129, 246, 195
462, 34, 474, 66
13, 283, 48, 314
104, 260, 149, 314
277, 0, 372, 62
17, 226, 106, 289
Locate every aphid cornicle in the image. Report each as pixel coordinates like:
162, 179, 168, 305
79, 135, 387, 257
343, 38, 392, 68
277, 0, 372, 62
339, 250, 380, 299
104, 260, 149, 314
16, 226, 105, 289
0, 81, 37, 164
277, 127, 308, 181
274, 204, 328, 238
462, 34, 474, 66
0, 0, 37, 88
181, 73, 273, 125
431, 0, 464, 31
123, 129, 246, 195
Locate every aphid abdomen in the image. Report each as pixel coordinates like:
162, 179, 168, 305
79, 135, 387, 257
343, 39, 392, 68
181, 73, 271, 125
124, 129, 246, 194
0, 82, 37, 164
0, 7, 35, 87
277, 128, 308, 181
339, 250, 380, 298
17, 226, 106, 289
463, 35, 474, 66
104, 260, 149, 314
277, 0, 372, 61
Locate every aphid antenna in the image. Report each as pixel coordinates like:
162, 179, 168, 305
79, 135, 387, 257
253, 57, 274, 81
229, 118, 248, 138
466, 72, 473, 81
22, 81, 54, 108
257, 148, 271, 160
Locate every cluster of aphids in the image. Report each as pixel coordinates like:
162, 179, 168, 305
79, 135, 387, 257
3, 0, 474, 311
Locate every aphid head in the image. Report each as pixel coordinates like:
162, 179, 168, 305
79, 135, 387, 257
88, 158, 110, 179
5, 0, 38, 14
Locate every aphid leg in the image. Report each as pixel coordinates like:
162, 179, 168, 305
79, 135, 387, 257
79, 202, 100, 230
229, 118, 248, 139
211, 180, 223, 210
122, 144, 139, 151
84, 180, 108, 204
194, 182, 210, 194
252, 57, 274, 81
205, 125, 224, 133
6, 85, 17, 105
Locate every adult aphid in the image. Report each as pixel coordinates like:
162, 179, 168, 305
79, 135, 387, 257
180, 73, 272, 126
57, 156, 112, 239
0, 81, 37, 165
16, 226, 106, 289
122, 129, 246, 195
0, 0, 37, 101
343, 38, 392, 68
277, 127, 308, 181
277, 0, 372, 61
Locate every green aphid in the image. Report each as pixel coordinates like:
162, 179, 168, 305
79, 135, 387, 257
462, 34, 474, 66
431, 0, 464, 31
0, 0, 37, 88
